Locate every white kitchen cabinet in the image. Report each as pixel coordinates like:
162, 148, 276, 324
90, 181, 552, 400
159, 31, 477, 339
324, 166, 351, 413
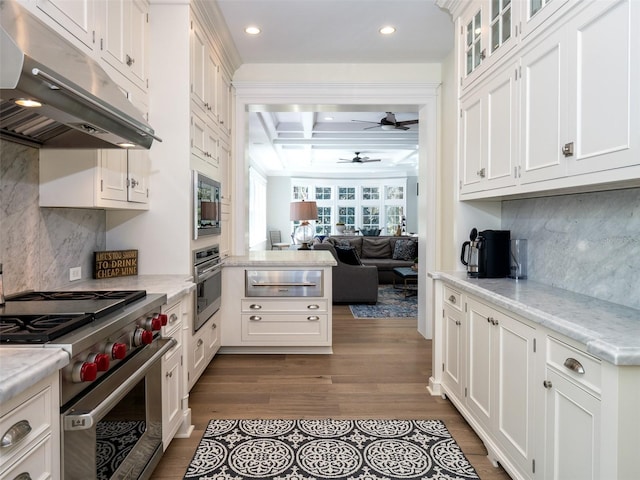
467, 297, 536, 476
216, 66, 232, 138
40, 148, 149, 209
220, 267, 333, 353
0, 373, 60, 480
460, 60, 519, 194
34, 0, 95, 49
218, 139, 232, 206
519, 0, 571, 40
453, 0, 640, 200
432, 277, 640, 480
187, 309, 220, 392
190, 15, 219, 124
459, 0, 520, 92
97, 0, 149, 91
161, 299, 184, 450
191, 109, 219, 174
542, 337, 602, 480
205, 310, 221, 357
441, 286, 465, 399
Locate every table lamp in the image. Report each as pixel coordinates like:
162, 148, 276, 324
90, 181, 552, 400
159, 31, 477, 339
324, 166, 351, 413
290, 200, 318, 250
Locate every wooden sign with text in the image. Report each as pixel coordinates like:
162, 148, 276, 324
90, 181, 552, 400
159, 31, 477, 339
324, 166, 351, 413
94, 250, 138, 279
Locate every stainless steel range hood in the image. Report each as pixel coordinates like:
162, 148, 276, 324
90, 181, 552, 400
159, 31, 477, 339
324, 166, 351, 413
0, 1, 161, 149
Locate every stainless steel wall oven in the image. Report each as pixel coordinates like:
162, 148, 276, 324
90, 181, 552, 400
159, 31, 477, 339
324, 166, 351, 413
194, 245, 222, 332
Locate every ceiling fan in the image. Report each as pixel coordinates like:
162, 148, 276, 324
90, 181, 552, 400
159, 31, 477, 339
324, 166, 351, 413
338, 152, 381, 163
352, 112, 419, 131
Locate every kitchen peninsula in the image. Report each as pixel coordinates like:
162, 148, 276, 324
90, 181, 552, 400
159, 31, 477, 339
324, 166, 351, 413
220, 250, 336, 354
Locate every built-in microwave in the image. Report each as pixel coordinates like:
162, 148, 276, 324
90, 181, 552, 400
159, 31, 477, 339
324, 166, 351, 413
193, 170, 221, 239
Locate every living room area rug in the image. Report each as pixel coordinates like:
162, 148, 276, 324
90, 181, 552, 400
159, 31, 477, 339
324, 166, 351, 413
183, 419, 479, 480
349, 285, 417, 318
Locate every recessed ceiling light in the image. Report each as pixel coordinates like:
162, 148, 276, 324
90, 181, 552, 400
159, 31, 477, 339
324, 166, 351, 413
15, 98, 42, 108
245, 26, 261, 35
379, 26, 396, 35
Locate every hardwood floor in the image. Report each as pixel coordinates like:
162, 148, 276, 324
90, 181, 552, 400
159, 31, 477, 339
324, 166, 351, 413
151, 305, 512, 479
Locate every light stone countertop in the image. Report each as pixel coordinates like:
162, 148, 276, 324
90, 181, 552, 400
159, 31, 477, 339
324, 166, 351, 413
223, 250, 337, 267
0, 275, 194, 404
430, 271, 640, 366
64, 274, 196, 304
0, 348, 69, 404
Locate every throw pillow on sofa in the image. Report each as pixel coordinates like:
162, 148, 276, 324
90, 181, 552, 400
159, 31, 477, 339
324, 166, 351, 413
335, 246, 362, 265
392, 239, 417, 260
362, 237, 392, 258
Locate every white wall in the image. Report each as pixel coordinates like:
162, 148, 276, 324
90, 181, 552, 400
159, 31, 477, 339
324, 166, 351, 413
266, 176, 293, 246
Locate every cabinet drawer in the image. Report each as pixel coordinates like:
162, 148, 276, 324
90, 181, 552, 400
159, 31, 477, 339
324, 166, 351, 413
0, 434, 53, 480
0, 384, 53, 469
241, 299, 328, 313
547, 336, 601, 395
162, 301, 183, 338
241, 314, 328, 345
443, 286, 462, 311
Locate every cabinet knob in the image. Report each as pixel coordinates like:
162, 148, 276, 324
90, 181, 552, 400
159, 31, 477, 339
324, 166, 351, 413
307, 316, 320, 321
126, 54, 135, 66
249, 315, 262, 321
448, 295, 456, 304
197, 339, 203, 347
212, 323, 217, 329
455, 320, 461, 326
562, 142, 574, 157
130, 178, 139, 188
249, 304, 262, 310
563, 357, 585, 374
166, 371, 173, 378
543, 380, 553, 389
13, 473, 33, 480
169, 313, 178, 324
307, 304, 320, 310
477, 168, 486, 178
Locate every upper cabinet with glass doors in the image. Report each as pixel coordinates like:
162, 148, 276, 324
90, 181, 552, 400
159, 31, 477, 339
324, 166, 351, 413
458, 0, 574, 92
460, 0, 519, 91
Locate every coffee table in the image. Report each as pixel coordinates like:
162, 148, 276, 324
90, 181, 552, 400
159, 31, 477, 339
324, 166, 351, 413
392, 267, 418, 297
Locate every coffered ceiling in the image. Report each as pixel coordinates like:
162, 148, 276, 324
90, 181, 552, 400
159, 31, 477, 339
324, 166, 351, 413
211, 0, 454, 176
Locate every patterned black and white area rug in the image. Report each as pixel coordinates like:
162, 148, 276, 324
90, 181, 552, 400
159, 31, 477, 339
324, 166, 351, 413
184, 419, 479, 480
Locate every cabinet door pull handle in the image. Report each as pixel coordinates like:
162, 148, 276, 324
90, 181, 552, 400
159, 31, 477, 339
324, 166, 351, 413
1, 420, 32, 448
448, 295, 456, 304
543, 380, 553, 389
307, 316, 320, 321
307, 304, 320, 310
126, 54, 135, 66
166, 371, 173, 378
477, 167, 486, 178
487, 317, 491, 324
250, 304, 262, 310
455, 320, 461, 326
13, 473, 32, 480
249, 315, 262, 321
563, 357, 585, 374
212, 323, 217, 329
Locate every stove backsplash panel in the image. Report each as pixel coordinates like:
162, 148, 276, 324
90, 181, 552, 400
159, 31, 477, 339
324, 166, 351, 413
502, 188, 640, 310
0, 140, 106, 294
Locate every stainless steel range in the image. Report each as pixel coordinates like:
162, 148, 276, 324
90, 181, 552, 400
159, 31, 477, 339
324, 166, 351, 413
0, 290, 176, 480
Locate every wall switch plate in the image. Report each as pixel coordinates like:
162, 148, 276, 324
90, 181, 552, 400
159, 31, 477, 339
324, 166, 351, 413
69, 267, 82, 281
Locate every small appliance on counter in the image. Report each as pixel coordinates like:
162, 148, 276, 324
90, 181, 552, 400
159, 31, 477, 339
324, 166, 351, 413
461, 228, 511, 278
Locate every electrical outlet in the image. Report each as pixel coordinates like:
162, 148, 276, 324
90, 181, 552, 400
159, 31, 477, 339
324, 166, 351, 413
69, 267, 82, 281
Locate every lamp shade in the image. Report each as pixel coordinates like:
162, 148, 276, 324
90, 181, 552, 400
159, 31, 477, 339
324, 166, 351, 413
290, 200, 318, 221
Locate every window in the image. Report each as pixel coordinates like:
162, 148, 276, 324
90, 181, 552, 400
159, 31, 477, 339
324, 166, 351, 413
316, 206, 332, 235
249, 167, 267, 247
292, 179, 407, 235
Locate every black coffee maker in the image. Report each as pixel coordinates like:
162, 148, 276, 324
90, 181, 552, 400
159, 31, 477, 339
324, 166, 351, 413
461, 228, 511, 278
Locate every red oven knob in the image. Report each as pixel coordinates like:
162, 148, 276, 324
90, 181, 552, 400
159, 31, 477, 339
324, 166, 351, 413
158, 313, 168, 326
144, 315, 162, 331
107, 342, 127, 360
133, 328, 154, 346
87, 353, 110, 371
72, 361, 98, 383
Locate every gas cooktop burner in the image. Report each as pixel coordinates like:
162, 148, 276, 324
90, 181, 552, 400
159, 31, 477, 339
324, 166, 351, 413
0, 313, 94, 343
8, 290, 147, 303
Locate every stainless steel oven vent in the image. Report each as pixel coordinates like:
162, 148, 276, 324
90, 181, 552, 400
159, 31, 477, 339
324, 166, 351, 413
0, 1, 161, 149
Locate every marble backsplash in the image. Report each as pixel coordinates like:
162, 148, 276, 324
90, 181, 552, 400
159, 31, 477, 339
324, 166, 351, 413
0, 140, 106, 294
502, 188, 640, 310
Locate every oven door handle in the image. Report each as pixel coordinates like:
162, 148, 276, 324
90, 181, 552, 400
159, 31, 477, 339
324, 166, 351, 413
63, 337, 177, 431
197, 263, 222, 281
